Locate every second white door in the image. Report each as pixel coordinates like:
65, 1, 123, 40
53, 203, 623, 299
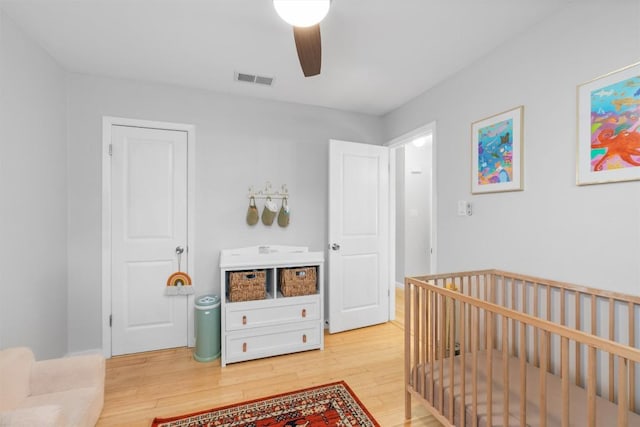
328, 139, 390, 333
110, 124, 189, 356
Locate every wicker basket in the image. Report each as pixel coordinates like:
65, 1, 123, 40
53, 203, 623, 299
280, 267, 317, 297
228, 270, 266, 302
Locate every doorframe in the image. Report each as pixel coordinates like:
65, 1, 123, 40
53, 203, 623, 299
101, 116, 196, 358
386, 121, 438, 318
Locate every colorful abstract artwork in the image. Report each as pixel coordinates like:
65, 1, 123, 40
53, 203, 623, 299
477, 119, 513, 184
577, 62, 640, 185
471, 106, 524, 194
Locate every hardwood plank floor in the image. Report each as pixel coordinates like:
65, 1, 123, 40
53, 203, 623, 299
98, 289, 441, 426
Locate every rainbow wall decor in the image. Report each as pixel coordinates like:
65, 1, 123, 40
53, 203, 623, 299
166, 271, 194, 295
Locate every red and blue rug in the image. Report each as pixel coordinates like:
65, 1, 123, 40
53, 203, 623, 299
151, 381, 380, 427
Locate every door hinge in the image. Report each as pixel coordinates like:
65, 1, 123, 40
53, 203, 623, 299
109, 314, 112, 327
108, 144, 113, 156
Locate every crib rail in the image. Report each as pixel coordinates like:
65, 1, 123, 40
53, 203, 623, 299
404, 269, 640, 427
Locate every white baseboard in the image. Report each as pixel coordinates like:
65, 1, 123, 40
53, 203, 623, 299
395, 281, 405, 289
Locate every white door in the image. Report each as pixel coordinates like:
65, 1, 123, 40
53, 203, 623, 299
110, 125, 188, 355
328, 139, 390, 333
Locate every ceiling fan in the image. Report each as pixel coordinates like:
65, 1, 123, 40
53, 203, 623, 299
273, 0, 331, 77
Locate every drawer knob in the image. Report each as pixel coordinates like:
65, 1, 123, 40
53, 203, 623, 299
301, 308, 307, 318
242, 315, 247, 325
302, 334, 307, 343
242, 342, 247, 352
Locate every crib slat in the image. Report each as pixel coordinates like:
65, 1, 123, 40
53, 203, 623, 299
467, 276, 472, 353
540, 330, 548, 427
561, 289, 567, 383
588, 346, 597, 427
522, 280, 527, 366
448, 294, 455, 423
561, 336, 569, 427
491, 273, 496, 305
429, 289, 435, 403
576, 292, 582, 388
405, 280, 412, 420
483, 276, 489, 350
591, 294, 597, 421
486, 310, 493, 427
413, 286, 425, 393
421, 287, 428, 398
502, 313, 509, 427
460, 300, 467, 427
629, 302, 636, 413
591, 294, 597, 336
534, 283, 539, 367
500, 273, 506, 306
546, 286, 552, 373
438, 293, 444, 413
560, 288, 566, 326
512, 279, 517, 355
501, 275, 506, 354
472, 305, 479, 427
618, 356, 628, 427
609, 298, 615, 401
433, 284, 439, 363
519, 322, 527, 427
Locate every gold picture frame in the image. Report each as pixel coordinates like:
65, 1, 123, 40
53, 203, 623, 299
577, 62, 640, 185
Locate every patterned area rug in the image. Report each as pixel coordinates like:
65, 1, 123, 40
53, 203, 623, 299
151, 381, 380, 427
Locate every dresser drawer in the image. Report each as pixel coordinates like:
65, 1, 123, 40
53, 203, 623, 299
225, 322, 321, 364
225, 299, 320, 331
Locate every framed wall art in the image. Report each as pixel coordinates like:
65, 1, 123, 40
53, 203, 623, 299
471, 105, 524, 194
577, 62, 640, 185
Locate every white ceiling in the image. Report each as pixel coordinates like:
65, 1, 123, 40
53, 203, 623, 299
0, 0, 573, 115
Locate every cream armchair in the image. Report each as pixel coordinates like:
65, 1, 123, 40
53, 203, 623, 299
0, 347, 104, 426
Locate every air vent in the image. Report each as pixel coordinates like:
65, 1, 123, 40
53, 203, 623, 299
235, 72, 274, 86
237, 73, 255, 83
255, 76, 274, 86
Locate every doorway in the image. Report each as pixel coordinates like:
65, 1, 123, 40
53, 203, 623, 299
388, 122, 437, 308
101, 117, 196, 358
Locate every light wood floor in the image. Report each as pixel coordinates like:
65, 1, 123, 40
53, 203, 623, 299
97, 289, 441, 427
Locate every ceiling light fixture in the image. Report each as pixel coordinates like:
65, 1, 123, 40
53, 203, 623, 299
273, 0, 330, 27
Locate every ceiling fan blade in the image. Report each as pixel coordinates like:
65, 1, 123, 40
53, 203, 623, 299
293, 24, 322, 77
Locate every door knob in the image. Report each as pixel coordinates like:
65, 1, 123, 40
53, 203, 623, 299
330, 243, 340, 251
175, 246, 185, 255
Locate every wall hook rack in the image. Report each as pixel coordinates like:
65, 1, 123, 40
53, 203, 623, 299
248, 182, 289, 200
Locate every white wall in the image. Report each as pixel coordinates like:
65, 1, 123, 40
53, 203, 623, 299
66, 74, 383, 353
383, 2, 640, 294
5, 1, 639, 356
404, 142, 432, 277
0, 12, 68, 358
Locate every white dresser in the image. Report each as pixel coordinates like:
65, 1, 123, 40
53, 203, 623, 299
219, 245, 324, 366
